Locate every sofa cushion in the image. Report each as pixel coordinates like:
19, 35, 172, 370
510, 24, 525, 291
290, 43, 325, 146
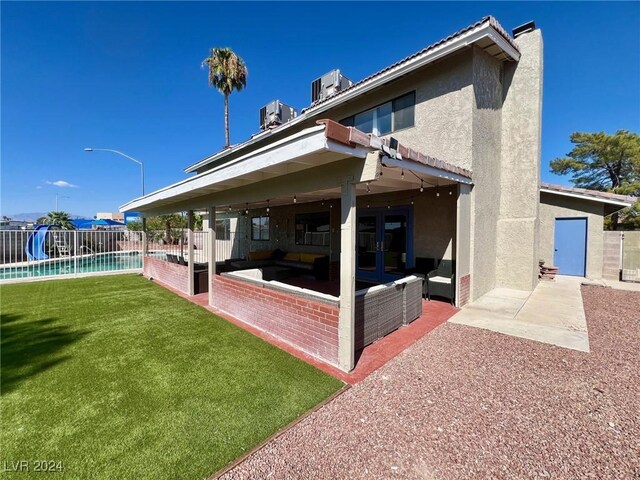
300, 253, 323, 264
276, 260, 314, 270
429, 276, 452, 284
283, 252, 301, 262
248, 250, 272, 261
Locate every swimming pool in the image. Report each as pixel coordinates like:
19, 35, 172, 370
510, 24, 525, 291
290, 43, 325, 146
0, 252, 144, 281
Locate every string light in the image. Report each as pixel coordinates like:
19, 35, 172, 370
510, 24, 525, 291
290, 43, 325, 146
321, 198, 325, 206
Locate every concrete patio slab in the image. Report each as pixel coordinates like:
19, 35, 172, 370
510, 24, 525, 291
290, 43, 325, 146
449, 276, 590, 352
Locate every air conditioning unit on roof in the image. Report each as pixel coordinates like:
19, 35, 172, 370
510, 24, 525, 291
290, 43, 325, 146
311, 69, 353, 103
259, 100, 297, 130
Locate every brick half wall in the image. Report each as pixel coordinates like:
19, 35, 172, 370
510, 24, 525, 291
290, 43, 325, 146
143, 256, 189, 295
458, 274, 471, 307
211, 275, 339, 366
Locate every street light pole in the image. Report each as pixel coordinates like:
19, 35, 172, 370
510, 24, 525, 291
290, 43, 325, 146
83, 148, 145, 196
84, 147, 147, 232
55, 194, 70, 211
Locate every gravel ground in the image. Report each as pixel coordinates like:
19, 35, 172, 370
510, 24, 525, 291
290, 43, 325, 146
219, 286, 639, 480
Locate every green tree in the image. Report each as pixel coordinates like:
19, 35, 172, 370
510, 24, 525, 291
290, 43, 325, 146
128, 213, 203, 242
202, 47, 248, 148
41, 211, 75, 230
550, 130, 640, 229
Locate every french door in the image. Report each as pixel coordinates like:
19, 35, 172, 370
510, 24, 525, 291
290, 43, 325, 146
356, 206, 413, 283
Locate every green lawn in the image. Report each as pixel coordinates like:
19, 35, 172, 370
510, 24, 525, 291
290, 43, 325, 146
0, 275, 343, 479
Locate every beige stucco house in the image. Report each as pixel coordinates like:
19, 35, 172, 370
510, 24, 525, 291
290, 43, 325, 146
121, 16, 635, 372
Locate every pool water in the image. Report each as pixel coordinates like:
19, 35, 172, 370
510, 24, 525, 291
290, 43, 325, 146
0, 252, 143, 280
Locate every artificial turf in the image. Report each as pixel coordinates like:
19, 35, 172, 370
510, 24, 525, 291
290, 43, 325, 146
0, 275, 343, 479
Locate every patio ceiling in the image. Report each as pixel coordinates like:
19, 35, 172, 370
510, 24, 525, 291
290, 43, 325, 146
121, 120, 473, 216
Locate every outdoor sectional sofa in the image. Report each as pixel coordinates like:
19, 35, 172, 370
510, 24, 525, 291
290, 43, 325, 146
227, 250, 330, 281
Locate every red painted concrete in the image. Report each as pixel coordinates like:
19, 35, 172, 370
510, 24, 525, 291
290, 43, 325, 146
149, 276, 458, 384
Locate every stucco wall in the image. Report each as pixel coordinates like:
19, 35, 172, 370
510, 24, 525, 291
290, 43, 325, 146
495, 29, 544, 292
468, 47, 504, 299
539, 192, 605, 279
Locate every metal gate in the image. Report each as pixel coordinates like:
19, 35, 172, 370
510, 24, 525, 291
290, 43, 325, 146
621, 231, 640, 283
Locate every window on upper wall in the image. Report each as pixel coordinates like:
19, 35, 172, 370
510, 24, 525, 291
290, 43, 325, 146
251, 216, 269, 241
340, 91, 415, 135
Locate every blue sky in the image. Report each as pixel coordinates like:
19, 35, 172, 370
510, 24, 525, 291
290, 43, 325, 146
2, 2, 639, 218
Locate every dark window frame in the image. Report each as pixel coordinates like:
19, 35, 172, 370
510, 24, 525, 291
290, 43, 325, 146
251, 216, 270, 241
295, 211, 331, 246
340, 91, 415, 135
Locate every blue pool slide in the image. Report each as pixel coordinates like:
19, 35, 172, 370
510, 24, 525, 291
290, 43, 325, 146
25, 225, 52, 261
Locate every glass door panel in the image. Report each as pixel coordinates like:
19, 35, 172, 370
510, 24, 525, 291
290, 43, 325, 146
382, 214, 407, 279
357, 215, 378, 281
356, 207, 413, 283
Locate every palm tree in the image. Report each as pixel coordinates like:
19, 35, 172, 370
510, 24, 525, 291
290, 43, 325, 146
44, 211, 75, 230
202, 47, 248, 148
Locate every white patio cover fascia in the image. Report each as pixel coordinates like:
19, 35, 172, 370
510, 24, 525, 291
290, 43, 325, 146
120, 121, 472, 216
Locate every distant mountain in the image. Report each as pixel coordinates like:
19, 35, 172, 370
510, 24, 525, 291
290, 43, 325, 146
4, 213, 86, 222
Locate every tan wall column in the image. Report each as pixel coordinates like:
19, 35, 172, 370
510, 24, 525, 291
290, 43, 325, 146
338, 181, 356, 372
208, 207, 216, 306
455, 183, 473, 306
187, 210, 195, 296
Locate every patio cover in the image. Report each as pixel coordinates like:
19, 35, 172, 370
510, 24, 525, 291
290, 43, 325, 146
120, 120, 472, 216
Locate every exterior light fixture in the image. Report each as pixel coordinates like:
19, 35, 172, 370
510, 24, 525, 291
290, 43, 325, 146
245, 203, 249, 215
420, 179, 424, 193
321, 198, 325, 206
366, 182, 371, 193
401, 169, 404, 179
266, 200, 270, 213
293, 195, 297, 203
411, 197, 414, 205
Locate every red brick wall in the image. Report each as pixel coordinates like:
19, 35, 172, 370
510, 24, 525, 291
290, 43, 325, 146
143, 256, 189, 295
211, 275, 339, 365
458, 274, 471, 307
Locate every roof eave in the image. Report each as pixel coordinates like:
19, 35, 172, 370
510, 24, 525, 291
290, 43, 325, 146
540, 187, 636, 209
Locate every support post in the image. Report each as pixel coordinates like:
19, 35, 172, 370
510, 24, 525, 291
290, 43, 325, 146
73, 230, 78, 277
141, 217, 148, 256
338, 181, 356, 372
208, 206, 216, 306
187, 210, 195, 296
